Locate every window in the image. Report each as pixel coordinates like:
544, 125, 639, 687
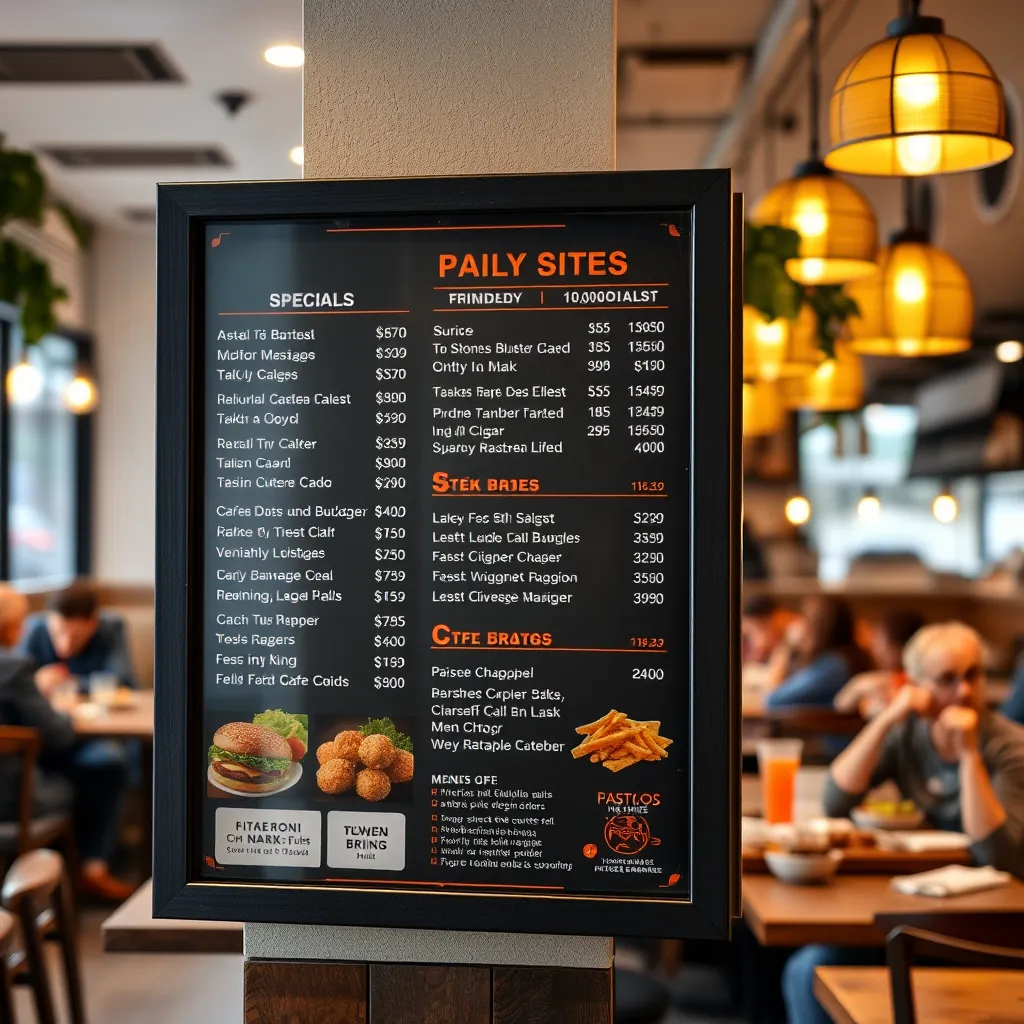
798, 406, 982, 580
0, 312, 92, 585
984, 471, 1024, 563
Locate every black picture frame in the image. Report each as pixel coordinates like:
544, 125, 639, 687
154, 169, 740, 940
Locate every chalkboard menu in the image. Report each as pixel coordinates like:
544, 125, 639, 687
155, 171, 739, 939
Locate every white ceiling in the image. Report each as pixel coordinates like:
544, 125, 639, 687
0, 0, 776, 225
0, 0, 303, 225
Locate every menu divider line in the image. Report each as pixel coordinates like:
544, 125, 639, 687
433, 282, 670, 289
432, 305, 670, 312
326, 224, 566, 233
429, 647, 668, 653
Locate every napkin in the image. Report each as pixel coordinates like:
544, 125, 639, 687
891, 864, 1010, 897
876, 830, 972, 853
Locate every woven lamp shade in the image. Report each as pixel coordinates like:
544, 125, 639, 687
826, 18, 1012, 176
846, 239, 973, 356
743, 305, 824, 382
753, 164, 878, 284
743, 380, 785, 437
779, 342, 864, 412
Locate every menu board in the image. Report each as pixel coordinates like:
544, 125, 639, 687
156, 172, 737, 938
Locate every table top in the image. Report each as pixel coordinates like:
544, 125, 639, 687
814, 965, 1024, 1024
102, 879, 242, 953
68, 689, 154, 739
743, 873, 1024, 947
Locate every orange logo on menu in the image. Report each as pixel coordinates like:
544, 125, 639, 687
603, 815, 661, 856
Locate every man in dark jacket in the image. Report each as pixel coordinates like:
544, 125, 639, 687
0, 586, 132, 900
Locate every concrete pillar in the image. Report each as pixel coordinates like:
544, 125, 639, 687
302, 0, 616, 178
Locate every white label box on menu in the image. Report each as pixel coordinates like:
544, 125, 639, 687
327, 811, 406, 871
215, 807, 322, 867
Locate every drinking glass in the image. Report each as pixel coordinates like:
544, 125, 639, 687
89, 672, 119, 707
757, 738, 803, 825
51, 678, 80, 713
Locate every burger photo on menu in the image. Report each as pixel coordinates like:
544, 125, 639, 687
207, 710, 308, 797
314, 716, 414, 804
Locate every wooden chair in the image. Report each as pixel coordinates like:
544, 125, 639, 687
885, 925, 1024, 1024
766, 708, 865, 764
0, 727, 77, 876
0, 906, 17, 1024
2, 849, 86, 1024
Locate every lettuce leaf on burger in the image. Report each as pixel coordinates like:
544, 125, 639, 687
252, 709, 308, 760
209, 722, 295, 794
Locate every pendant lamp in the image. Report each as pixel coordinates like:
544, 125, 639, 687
779, 341, 864, 412
743, 305, 824, 382
846, 180, 973, 356
826, 0, 1012, 176
753, 0, 877, 284
742, 380, 785, 437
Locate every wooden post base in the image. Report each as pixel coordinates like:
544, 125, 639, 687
243, 959, 613, 1024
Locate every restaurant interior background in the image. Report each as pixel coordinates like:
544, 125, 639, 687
1, 0, 1023, 1022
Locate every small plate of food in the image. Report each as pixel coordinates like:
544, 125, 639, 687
851, 799, 925, 831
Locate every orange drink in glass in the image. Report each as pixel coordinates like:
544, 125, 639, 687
757, 739, 803, 825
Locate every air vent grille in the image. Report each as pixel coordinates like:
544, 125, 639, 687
0, 44, 182, 83
42, 146, 230, 169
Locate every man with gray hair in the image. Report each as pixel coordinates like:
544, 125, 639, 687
782, 620, 1024, 1024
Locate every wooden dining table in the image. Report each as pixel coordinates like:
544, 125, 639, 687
67, 689, 155, 738
814, 965, 1024, 1024
743, 872, 1024, 947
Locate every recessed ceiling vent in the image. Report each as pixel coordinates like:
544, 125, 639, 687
42, 146, 230, 169
0, 44, 183, 83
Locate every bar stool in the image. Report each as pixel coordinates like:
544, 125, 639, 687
0, 906, 18, 1024
2, 849, 86, 1024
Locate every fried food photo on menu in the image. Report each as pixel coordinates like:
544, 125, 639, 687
208, 722, 298, 794
316, 716, 414, 801
572, 710, 672, 772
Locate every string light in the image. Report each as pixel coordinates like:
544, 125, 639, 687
932, 488, 958, 523
6, 358, 42, 406
64, 371, 99, 414
785, 495, 812, 526
857, 489, 882, 520
995, 340, 1023, 363
289, 145, 304, 166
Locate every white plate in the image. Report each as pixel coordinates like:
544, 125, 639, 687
851, 806, 925, 831
207, 762, 302, 798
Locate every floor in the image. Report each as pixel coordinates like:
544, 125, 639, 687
13, 911, 749, 1024
12, 907, 243, 1024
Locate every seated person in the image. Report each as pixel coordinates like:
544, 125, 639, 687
0, 585, 132, 900
833, 609, 925, 717
741, 595, 796, 666
765, 596, 870, 709
21, 582, 137, 695
783, 622, 1024, 1024
1004, 662, 1024, 726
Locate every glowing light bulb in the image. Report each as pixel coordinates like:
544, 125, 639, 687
264, 44, 304, 68
932, 492, 958, 523
857, 493, 881, 520
896, 337, 924, 357
6, 359, 42, 406
996, 340, 1023, 363
64, 374, 98, 414
793, 199, 828, 239
895, 73, 940, 109
895, 268, 927, 304
896, 134, 942, 174
289, 145, 304, 166
785, 495, 811, 526
800, 258, 825, 283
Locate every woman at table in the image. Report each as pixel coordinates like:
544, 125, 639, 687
763, 596, 870, 709
782, 621, 1024, 1024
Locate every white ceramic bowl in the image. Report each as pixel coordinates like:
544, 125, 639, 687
764, 849, 842, 885
851, 806, 925, 831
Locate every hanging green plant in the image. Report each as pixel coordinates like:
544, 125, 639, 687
0, 138, 90, 345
